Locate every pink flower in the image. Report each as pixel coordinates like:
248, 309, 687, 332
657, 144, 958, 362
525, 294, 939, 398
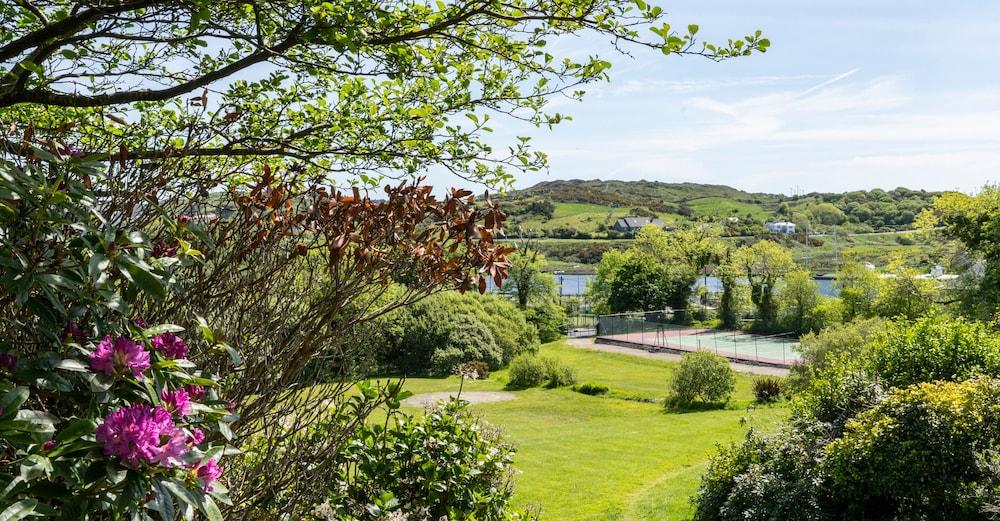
133, 318, 149, 329
187, 428, 205, 446
96, 405, 188, 468
152, 333, 188, 359
225, 400, 236, 413
160, 388, 192, 416
184, 385, 206, 400
89, 336, 150, 379
194, 458, 223, 492
42, 440, 57, 452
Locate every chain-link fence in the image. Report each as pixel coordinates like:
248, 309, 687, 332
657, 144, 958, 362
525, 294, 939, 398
596, 310, 800, 367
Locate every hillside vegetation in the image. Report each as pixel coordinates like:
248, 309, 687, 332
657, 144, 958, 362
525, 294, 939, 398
499, 179, 942, 238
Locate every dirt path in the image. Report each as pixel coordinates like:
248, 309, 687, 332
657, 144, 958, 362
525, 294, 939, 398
567, 337, 790, 377
402, 391, 517, 407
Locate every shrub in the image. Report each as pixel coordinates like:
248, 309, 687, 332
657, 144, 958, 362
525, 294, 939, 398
693, 424, 829, 521
824, 378, 1000, 520
428, 317, 502, 375
390, 292, 538, 375
752, 377, 783, 403
787, 317, 887, 391
542, 357, 577, 388
316, 397, 532, 520
670, 352, 736, 405
574, 383, 610, 396
864, 315, 1000, 389
0, 157, 235, 518
525, 302, 567, 343
507, 353, 547, 389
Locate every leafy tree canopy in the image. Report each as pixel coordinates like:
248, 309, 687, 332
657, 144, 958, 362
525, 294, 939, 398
0, 0, 768, 186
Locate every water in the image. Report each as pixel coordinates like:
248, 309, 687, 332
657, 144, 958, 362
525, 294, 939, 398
485, 273, 593, 296
489, 274, 837, 297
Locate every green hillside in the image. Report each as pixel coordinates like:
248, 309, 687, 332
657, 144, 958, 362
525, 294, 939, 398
499, 179, 943, 239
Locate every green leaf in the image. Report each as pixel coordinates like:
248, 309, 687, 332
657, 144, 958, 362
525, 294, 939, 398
55, 418, 97, 443
142, 324, 185, 337
88, 253, 109, 280
0, 499, 37, 521
0, 387, 29, 420
148, 480, 176, 521
117, 256, 167, 299
55, 358, 89, 372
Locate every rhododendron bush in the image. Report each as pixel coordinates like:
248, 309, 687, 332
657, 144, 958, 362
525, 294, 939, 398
1, 151, 236, 520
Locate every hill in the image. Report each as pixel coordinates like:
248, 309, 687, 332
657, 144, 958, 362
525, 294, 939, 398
499, 179, 942, 238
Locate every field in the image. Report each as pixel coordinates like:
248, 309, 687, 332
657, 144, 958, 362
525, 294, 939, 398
399, 340, 788, 520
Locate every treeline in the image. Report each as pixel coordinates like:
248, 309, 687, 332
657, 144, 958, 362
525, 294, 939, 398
589, 225, 946, 335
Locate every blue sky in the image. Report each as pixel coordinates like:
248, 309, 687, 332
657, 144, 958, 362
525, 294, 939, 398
461, 0, 1000, 194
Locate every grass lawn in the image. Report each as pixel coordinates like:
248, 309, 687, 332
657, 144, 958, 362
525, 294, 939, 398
397, 341, 788, 520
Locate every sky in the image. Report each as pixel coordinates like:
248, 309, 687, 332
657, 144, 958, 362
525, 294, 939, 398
445, 0, 1000, 195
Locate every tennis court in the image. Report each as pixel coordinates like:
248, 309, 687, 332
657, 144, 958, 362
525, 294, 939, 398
596, 311, 801, 367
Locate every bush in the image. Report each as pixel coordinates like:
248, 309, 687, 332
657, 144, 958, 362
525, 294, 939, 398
824, 378, 1000, 520
542, 357, 577, 388
693, 424, 829, 521
319, 398, 532, 520
670, 352, 736, 405
752, 377, 783, 403
787, 317, 888, 391
389, 292, 539, 375
507, 354, 576, 389
428, 317, 502, 375
574, 383, 610, 396
507, 353, 547, 388
864, 315, 1000, 389
525, 302, 567, 343
0, 157, 234, 518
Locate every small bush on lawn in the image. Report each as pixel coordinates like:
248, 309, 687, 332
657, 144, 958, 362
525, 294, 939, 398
507, 354, 576, 389
670, 351, 736, 405
753, 377, 783, 403
574, 383, 610, 396
543, 357, 577, 388
507, 353, 547, 388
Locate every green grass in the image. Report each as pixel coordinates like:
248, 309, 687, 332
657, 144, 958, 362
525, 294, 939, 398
398, 341, 788, 520
684, 197, 773, 220
510, 202, 634, 234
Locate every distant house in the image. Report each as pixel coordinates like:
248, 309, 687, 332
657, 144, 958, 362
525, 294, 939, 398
612, 216, 672, 233
764, 221, 796, 234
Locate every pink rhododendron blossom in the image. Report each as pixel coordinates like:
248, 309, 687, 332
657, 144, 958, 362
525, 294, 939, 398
184, 384, 206, 400
160, 388, 192, 416
96, 405, 189, 468
151, 332, 188, 359
187, 428, 205, 446
194, 458, 223, 491
89, 336, 150, 379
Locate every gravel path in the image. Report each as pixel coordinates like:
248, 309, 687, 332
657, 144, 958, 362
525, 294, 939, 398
402, 391, 517, 407
567, 337, 790, 377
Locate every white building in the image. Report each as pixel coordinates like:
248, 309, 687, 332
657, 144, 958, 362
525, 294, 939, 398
765, 221, 796, 234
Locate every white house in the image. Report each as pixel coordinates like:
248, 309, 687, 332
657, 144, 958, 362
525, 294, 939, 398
764, 221, 796, 234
